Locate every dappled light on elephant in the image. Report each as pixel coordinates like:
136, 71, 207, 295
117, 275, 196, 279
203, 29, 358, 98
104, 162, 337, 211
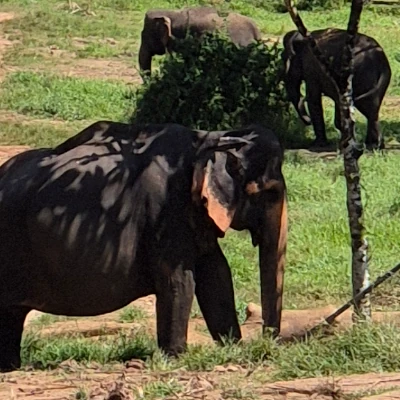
0, 121, 287, 372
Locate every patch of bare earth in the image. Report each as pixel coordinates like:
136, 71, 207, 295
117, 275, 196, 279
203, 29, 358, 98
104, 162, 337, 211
382, 95, 400, 110
3, 366, 400, 400
19, 47, 143, 84
5, 301, 400, 399
0, 16, 141, 84
5, 39, 142, 84
0, 144, 30, 164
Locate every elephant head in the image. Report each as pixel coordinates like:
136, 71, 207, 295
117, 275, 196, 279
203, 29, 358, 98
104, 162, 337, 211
139, 12, 173, 73
282, 30, 312, 126
192, 127, 288, 335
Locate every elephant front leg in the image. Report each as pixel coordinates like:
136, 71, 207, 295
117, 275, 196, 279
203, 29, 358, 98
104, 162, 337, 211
306, 85, 328, 147
155, 264, 195, 356
0, 306, 30, 372
195, 246, 241, 343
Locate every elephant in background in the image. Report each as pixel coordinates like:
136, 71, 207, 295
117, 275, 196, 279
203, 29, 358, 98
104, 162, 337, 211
282, 28, 391, 149
0, 121, 287, 372
138, 6, 261, 74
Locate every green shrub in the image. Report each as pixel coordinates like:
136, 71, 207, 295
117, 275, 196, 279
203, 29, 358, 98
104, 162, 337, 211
130, 32, 302, 145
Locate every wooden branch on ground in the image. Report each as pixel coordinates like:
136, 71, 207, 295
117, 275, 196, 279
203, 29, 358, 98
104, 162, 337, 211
301, 262, 400, 339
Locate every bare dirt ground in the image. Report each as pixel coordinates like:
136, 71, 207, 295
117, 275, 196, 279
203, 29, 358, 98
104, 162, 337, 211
3, 297, 400, 399
0, 12, 17, 82
13, 50, 143, 84
0, 11, 142, 85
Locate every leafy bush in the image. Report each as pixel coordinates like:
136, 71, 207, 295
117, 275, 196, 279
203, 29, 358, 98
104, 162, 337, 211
130, 32, 301, 144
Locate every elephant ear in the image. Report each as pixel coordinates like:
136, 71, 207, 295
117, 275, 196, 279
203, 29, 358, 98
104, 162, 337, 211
192, 136, 250, 233
154, 16, 172, 47
284, 31, 304, 56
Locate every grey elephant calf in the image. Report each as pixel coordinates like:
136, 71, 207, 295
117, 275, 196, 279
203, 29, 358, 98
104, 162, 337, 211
0, 121, 287, 372
282, 28, 391, 149
138, 6, 261, 74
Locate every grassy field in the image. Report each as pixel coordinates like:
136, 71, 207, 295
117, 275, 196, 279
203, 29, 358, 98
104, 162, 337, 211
1, 0, 400, 389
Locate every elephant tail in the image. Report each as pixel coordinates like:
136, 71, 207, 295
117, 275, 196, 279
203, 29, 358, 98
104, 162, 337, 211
354, 60, 392, 103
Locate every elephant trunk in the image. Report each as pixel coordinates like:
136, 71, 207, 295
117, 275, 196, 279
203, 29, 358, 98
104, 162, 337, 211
138, 44, 152, 75
284, 63, 311, 126
258, 191, 288, 337
297, 97, 311, 125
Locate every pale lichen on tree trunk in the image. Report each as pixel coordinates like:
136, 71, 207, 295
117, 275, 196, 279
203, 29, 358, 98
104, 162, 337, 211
284, 0, 371, 321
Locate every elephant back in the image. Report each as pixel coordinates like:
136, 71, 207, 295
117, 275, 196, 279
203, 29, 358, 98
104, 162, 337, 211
309, 28, 384, 72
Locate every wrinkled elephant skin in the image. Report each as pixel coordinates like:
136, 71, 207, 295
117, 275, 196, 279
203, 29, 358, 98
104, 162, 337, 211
0, 121, 287, 372
282, 28, 391, 150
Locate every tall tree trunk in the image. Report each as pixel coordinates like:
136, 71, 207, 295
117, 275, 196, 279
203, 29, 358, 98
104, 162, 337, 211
338, 0, 371, 320
284, 0, 371, 321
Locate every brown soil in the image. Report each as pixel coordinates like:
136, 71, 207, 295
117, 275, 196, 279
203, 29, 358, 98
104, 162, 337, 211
0, 11, 142, 84
0, 145, 30, 164
15, 51, 143, 84
0, 12, 17, 81
1, 299, 400, 399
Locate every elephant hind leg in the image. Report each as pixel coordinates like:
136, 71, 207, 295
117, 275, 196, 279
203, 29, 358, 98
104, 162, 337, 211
355, 99, 384, 150
0, 306, 31, 372
365, 119, 384, 150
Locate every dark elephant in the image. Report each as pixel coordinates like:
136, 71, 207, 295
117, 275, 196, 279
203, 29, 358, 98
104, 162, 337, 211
0, 121, 287, 372
282, 28, 391, 149
138, 6, 261, 74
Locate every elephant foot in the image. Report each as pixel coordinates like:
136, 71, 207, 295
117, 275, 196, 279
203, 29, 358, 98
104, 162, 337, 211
161, 344, 187, 358
309, 138, 330, 150
365, 140, 385, 152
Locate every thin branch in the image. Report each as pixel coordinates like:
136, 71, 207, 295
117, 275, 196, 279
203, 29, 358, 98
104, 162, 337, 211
303, 262, 400, 338
283, 0, 308, 36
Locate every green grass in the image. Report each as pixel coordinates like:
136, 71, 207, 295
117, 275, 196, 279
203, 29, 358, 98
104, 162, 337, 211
0, 71, 133, 121
118, 305, 148, 323
21, 329, 156, 368
1, 0, 144, 61
136, 380, 184, 399
21, 323, 400, 380
0, 120, 91, 147
30, 313, 78, 327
